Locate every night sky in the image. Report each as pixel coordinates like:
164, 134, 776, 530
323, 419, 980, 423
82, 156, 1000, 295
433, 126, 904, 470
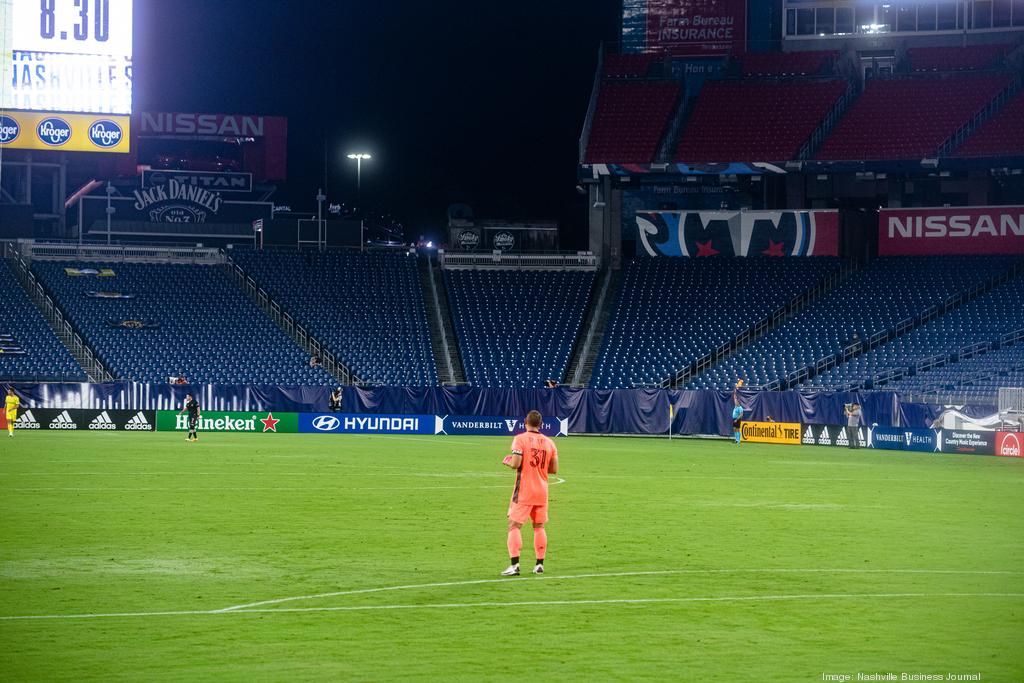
133, 1, 621, 243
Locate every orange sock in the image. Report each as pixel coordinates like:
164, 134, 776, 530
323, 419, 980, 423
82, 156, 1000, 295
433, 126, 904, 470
534, 527, 547, 561
507, 527, 522, 560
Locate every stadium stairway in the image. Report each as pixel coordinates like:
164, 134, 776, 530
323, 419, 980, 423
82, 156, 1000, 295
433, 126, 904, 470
803, 264, 1024, 398
694, 256, 1024, 391
591, 258, 843, 389
445, 268, 595, 388
229, 249, 438, 387
30, 260, 334, 385
564, 267, 620, 387
418, 256, 466, 385
225, 254, 356, 386
0, 259, 90, 382
675, 259, 857, 388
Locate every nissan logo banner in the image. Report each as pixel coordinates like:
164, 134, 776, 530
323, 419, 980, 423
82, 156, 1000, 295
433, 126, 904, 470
879, 206, 1024, 255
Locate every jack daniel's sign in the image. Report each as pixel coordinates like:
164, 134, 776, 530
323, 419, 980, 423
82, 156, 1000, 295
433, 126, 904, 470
132, 179, 224, 223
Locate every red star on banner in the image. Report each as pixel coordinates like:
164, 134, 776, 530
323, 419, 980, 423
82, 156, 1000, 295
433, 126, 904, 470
762, 239, 786, 257
261, 412, 280, 432
695, 240, 719, 257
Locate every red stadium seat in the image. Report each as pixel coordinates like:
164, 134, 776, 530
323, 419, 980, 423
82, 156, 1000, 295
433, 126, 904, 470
584, 80, 682, 164
816, 74, 1014, 161
675, 79, 848, 162
955, 90, 1024, 158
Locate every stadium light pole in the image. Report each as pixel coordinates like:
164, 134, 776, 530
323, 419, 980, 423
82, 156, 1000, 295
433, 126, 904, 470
346, 153, 371, 202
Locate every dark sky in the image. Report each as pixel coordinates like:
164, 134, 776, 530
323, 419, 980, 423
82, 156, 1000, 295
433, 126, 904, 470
133, 1, 621, 243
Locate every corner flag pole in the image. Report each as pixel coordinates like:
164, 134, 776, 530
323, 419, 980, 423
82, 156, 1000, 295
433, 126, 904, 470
668, 403, 673, 440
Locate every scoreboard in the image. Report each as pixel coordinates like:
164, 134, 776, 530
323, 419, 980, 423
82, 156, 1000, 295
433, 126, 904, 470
0, 0, 132, 152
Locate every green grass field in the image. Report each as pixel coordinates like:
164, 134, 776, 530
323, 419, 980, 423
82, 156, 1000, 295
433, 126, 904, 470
2, 432, 1023, 682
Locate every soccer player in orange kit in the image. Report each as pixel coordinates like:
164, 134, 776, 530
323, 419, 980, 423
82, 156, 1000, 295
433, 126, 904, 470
500, 410, 559, 576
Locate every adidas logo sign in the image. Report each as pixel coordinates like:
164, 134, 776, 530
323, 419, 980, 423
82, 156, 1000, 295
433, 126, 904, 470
125, 411, 152, 431
14, 410, 41, 429
49, 410, 78, 430
836, 430, 849, 447
89, 411, 117, 430
802, 425, 815, 444
818, 427, 832, 446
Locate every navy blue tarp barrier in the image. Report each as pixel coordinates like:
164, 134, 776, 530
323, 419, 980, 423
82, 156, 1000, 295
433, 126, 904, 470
9, 382, 910, 436
898, 402, 999, 429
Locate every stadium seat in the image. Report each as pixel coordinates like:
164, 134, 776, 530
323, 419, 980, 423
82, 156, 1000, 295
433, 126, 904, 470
445, 269, 594, 387
0, 261, 87, 382
675, 79, 848, 162
954, 90, 1024, 158
817, 73, 1014, 160
230, 249, 437, 387
804, 271, 1024, 400
584, 80, 682, 163
30, 260, 333, 385
695, 256, 1021, 390
590, 257, 841, 389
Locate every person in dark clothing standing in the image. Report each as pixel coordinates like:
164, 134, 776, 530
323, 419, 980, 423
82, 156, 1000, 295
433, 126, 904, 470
178, 393, 201, 442
329, 387, 343, 412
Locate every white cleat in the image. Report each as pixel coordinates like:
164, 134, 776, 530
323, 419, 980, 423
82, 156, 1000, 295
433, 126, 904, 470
500, 564, 520, 577
533, 564, 544, 574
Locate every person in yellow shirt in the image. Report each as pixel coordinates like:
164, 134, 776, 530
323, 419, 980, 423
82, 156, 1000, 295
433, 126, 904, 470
5, 388, 20, 437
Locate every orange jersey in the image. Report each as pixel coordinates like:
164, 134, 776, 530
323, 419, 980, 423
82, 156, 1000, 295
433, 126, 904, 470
510, 430, 557, 506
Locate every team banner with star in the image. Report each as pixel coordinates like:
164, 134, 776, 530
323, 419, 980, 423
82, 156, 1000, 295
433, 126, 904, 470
635, 210, 838, 257
155, 410, 297, 433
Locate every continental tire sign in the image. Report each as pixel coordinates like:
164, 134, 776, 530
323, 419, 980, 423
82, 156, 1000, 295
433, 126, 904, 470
8, 409, 155, 431
740, 421, 801, 444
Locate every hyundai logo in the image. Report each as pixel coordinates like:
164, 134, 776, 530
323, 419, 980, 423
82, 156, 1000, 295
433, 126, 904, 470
312, 415, 340, 431
88, 119, 123, 148
37, 117, 72, 146
0, 115, 20, 144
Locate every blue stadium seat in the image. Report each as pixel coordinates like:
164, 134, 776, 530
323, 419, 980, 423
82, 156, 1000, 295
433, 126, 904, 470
445, 269, 594, 387
592, 257, 841, 388
0, 261, 87, 383
230, 249, 437, 386
31, 261, 333, 385
696, 256, 1021, 391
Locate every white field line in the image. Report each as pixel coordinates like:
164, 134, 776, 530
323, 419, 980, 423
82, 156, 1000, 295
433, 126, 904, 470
234, 592, 1024, 615
212, 567, 1023, 613
2, 591, 1021, 622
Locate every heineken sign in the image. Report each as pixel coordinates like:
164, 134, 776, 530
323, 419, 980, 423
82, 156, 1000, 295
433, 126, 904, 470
155, 410, 297, 433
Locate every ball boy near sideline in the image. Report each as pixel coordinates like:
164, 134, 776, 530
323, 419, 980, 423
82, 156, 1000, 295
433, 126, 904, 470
5, 388, 19, 437
501, 410, 559, 577
178, 394, 201, 442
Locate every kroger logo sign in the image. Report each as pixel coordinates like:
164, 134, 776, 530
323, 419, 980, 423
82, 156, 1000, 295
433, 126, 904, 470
311, 415, 340, 431
0, 115, 20, 144
88, 120, 123, 148
37, 117, 73, 146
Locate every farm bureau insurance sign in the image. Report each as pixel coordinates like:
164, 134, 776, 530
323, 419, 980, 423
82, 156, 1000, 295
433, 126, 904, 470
133, 179, 224, 223
632, 0, 747, 57
878, 206, 1024, 255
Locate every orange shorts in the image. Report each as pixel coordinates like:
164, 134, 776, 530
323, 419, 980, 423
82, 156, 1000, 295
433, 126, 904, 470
508, 501, 548, 525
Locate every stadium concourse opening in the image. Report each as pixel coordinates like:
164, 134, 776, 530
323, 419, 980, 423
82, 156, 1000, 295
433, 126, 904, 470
2, 0, 1024, 679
